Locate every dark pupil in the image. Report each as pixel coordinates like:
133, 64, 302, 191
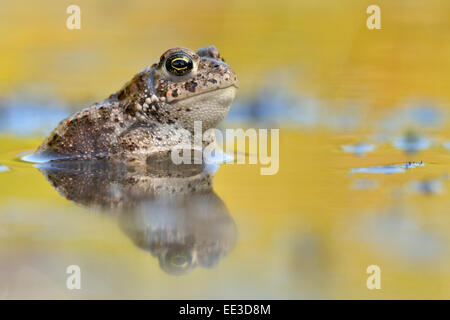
172, 255, 187, 266
166, 54, 193, 75
172, 59, 187, 69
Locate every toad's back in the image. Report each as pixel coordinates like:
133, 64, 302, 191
40, 101, 127, 158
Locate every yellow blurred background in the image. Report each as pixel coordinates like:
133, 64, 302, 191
1, 0, 449, 111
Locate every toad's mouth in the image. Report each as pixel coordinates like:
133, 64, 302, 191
166, 85, 238, 107
165, 83, 239, 104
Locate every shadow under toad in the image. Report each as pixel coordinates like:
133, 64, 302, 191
36, 156, 237, 276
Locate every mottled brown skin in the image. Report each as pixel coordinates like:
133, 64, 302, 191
36, 46, 238, 163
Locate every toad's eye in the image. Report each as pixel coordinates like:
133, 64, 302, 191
165, 53, 193, 76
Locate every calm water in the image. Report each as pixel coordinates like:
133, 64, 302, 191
1, 124, 450, 299
1, 0, 450, 299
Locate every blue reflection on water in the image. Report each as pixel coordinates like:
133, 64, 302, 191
350, 162, 425, 174
341, 142, 375, 156
0, 100, 70, 136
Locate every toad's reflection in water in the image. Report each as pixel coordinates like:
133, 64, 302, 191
36, 158, 237, 276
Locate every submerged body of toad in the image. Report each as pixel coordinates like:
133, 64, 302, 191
35, 46, 238, 163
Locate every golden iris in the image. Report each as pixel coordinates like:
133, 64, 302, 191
165, 53, 193, 76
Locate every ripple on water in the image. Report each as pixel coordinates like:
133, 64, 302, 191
20, 147, 233, 169
20, 151, 73, 164
350, 162, 425, 175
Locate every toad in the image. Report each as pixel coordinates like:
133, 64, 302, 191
34, 46, 238, 163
